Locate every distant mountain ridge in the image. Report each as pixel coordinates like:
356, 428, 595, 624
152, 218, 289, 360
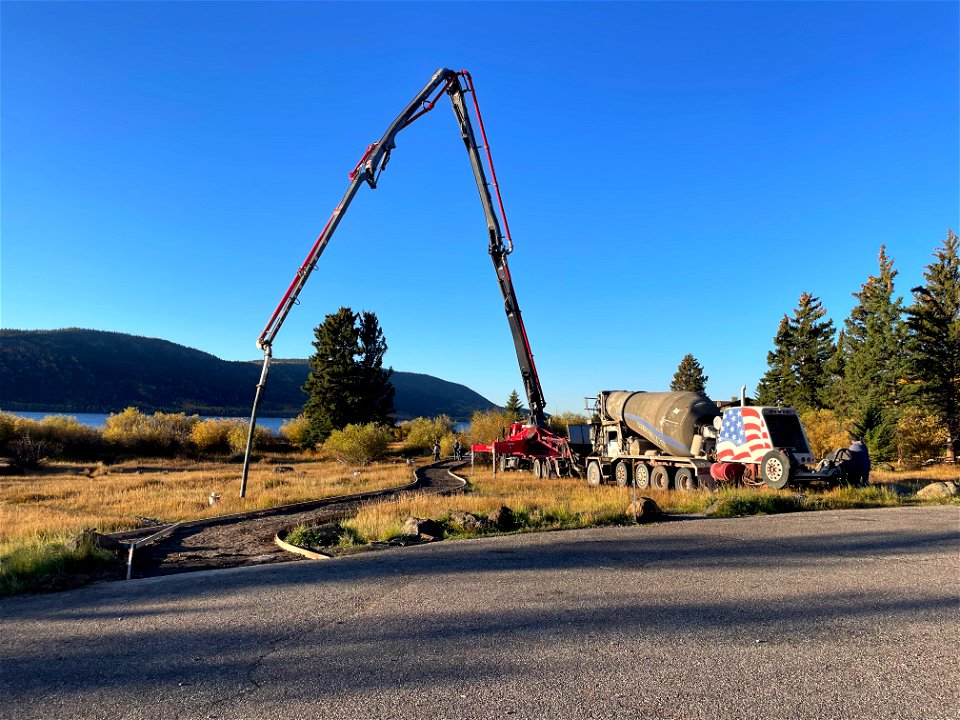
0, 329, 497, 420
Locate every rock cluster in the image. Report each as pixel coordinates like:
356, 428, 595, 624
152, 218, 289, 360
916, 481, 959, 499
626, 497, 662, 522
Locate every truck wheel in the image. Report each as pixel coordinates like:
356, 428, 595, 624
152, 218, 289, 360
760, 450, 791, 490
586, 461, 603, 487
651, 465, 672, 491
634, 463, 651, 490
675, 467, 697, 492
614, 461, 631, 487
542, 459, 554, 479
532, 458, 542, 478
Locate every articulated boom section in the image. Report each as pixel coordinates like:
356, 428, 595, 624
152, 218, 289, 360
240, 68, 551, 494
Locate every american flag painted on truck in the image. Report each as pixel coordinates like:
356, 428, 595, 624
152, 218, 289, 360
716, 407, 772, 462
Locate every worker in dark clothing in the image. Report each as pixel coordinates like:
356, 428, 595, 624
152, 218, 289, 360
453, 439, 462, 461
844, 438, 871, 487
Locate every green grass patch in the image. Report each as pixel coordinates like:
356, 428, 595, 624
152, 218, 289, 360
707, 491, 804, 518
0, 534, 119, 596
705, 484, 936, 518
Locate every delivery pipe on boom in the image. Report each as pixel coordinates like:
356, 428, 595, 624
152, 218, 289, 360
239, 69, 546, 496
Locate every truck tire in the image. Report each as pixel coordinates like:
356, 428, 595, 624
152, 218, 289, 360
760, 450, 791, 490
634, 463, 651, 490
675, 467, 697, 492
586, 461, 603, 487
651, 465, 672, 491
532, 458, 542, 478
614, 461, 631, 487
542, 459, 553, 479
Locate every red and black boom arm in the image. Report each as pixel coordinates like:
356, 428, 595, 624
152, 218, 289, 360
240, 68, 545, 494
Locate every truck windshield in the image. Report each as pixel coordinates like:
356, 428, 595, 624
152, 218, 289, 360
762, 412, 811, 454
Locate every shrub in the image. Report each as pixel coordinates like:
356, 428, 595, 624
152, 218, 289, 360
0, 415, 107, 460
103, 408, 198, 455
896, 407, 950, 467
800, 409, 853, 459
8, 436, 58, 469
35, 416, 103, 458
440, 432, 460, 458
0, 412, 18, 444
280, 415, 314, 450
190, 419, 233, 453
466, 409, 510, 448
322, 423, 392, 465
402, 415, 454, 454
153, 412, 199, 446
227, 422, 272, 455
546, 411, 591, 437
854, 403, 898, 464
284, 523, 337, 551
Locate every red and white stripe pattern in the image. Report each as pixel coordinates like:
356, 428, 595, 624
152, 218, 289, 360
716, 407, 771, 462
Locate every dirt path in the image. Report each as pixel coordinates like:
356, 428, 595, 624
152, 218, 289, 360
120, 460, 467, 579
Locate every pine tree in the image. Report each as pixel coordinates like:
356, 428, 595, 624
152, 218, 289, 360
906, 229, 960, 459
302, 307, 395, 445
791, 293, 836, 410
837, 246, 906, 461
756, 293, 836, 411
504, 389, 524, 423
356, 311, 395, 426
670, 354, 708, 393
840, 246, 906, 410
756, 316, 794, 406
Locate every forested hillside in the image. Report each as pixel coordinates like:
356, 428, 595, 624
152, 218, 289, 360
0, 329, 496, 420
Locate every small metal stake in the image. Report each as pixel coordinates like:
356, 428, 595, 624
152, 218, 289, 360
126, 543, 135, 580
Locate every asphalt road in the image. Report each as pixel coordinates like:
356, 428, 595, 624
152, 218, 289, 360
2, 506, 958, 720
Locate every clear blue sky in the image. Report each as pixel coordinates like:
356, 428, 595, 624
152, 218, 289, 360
2, 1, 958, 414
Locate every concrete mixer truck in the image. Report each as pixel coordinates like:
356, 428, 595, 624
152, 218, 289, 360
490, 389, 838, 491
574, 390, 830, 491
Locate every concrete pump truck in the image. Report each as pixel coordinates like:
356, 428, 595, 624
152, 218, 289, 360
238, 68, 566, 495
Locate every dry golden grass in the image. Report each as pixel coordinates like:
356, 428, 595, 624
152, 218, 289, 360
344, 463, 960, 543
873, 464, 960, 483
0, 457, 413, 548
345, 468, 714, 542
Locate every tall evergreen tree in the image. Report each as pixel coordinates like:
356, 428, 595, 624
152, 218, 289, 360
756, 316, 794, 406
356, 311, 395, 426
302, 307, 395, 445
756, 293, 836, 410
837, 246, 906, 461
670, 354, 709, 393
840, 246, 906, 410
503, 389, 524, 423
906, 229, 960, 459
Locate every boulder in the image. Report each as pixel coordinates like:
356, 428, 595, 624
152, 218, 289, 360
626, 497, 662, 523
916, 481, 960, 499
400, 517, 445, 542
487, 506, 516, 531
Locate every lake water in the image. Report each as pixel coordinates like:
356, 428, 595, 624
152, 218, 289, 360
9, 411, 471, 434
8, 411, 292, 433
